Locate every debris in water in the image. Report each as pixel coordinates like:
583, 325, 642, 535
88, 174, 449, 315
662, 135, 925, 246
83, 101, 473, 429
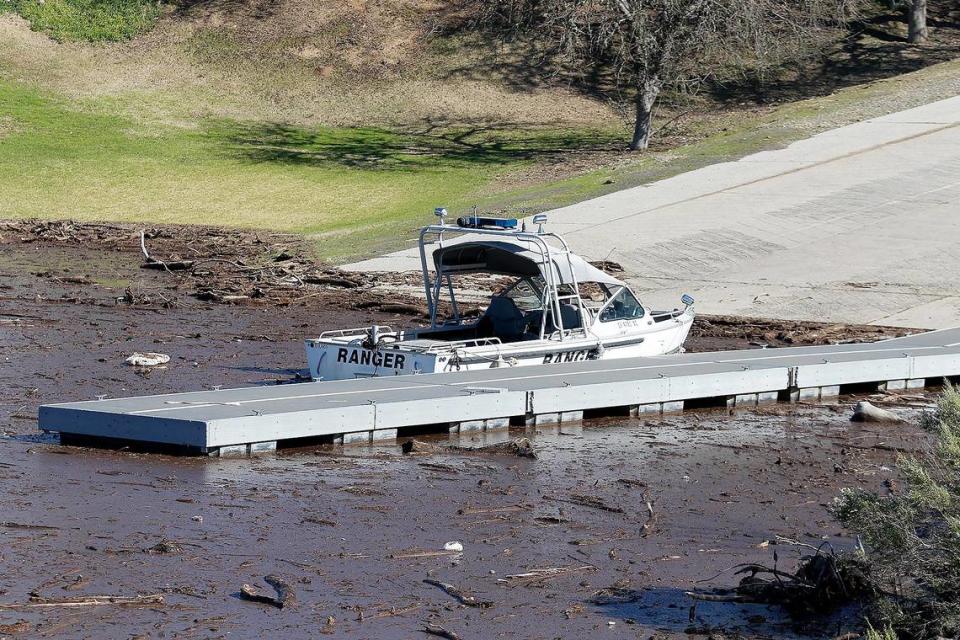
0, 593, 164, 610
686, 549, 871, 616
423, 623, 462, 640
851, 401, 902, 423
238, 575, 297, 609
401, 438, 536, 458
125, 352, 170, 367
422, 578, 492, 608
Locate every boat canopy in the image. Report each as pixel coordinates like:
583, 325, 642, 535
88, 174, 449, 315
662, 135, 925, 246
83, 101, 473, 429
432, 236, 624, 287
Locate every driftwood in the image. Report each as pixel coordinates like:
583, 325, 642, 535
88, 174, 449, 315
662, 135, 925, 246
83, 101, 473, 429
687, 551, 872, 616
389, 549, 462, 559
0, 594, 163, 609
423, 579, 493, 608
402, 438, 536, 459
303, 275, 361, 288
140, 231, 194, 271
457, 504, 531, 516
239, 575, 297, 609
423, 623, 462, 640
497, 565, 596, 586
0, 521, 59, 531
543, 494, 624, 513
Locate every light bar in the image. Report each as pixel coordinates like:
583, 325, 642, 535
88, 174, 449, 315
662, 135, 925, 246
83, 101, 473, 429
456, 216, 518, 230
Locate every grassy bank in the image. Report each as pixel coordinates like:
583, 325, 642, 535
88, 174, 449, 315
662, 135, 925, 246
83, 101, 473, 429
2, 56, 958, 260
0, 79, 624, 258
0, 0, 957, 261
1, 0, 161, 42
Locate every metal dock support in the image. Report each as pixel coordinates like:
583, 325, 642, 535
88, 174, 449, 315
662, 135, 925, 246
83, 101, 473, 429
39, 328, 960, 456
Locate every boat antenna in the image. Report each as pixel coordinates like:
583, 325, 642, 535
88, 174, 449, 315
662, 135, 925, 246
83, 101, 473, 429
434, 206, 448, 246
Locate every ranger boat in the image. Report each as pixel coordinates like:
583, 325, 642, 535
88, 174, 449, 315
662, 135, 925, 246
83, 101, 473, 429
306, 212, 694, 381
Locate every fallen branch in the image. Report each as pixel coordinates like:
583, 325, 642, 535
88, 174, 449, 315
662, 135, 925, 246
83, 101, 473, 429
303, 274, 362, 288
457, 504, 531, 516
423, 579, 492, 608
239, 575, 297, 609
402, 438, 536, 459
685, 591, 751, 603
423, 623, 462, 640
140, 231, 193, 271
265, 575, 297, 609
0, 594, 163, 609
688, 551, 871, 615
390, 549, 462, 559
0, 521, 59, 531
497, 565, 596, 586
239, 584, 275, 607
543, 494, 624, 513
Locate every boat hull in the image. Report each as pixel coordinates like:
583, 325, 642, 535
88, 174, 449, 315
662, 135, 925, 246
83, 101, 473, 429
306, 311, 693, 381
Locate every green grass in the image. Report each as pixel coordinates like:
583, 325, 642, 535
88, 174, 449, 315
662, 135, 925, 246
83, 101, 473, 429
0, 79, 622, 260
4, 0, 161, 42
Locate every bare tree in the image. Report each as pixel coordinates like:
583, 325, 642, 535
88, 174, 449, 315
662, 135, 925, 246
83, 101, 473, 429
479, 0, 859, 150
907, 0, 928, 43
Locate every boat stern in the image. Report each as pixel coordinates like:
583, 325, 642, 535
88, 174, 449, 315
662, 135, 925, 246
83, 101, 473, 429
305, 337, 439, 381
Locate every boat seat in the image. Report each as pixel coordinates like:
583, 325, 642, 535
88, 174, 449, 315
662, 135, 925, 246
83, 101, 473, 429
558, 303, 582, 330
483, 296, 527, 340
545, 303, 583, 331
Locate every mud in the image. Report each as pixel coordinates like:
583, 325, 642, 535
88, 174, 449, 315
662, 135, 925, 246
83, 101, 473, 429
0, 220, 929, 638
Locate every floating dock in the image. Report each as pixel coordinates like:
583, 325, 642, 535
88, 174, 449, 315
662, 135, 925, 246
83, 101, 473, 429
39, 328, 960, 456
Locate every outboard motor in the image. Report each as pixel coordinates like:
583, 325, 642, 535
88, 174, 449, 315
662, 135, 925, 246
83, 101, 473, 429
363, 325, 381, 350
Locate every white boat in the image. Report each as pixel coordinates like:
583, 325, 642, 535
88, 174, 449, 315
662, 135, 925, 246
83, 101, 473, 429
306, 212, 695, 381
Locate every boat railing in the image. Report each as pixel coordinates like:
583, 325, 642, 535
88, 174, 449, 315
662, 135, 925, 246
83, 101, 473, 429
318, 326, 395, 340
399, 337, 504, 353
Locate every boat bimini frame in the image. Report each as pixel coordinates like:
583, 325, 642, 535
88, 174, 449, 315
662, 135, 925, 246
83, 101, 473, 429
418, 215, 591, 342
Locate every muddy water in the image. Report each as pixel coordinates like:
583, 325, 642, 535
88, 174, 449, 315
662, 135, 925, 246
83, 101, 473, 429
0, 408, 923, 639
0, 240, 929, 638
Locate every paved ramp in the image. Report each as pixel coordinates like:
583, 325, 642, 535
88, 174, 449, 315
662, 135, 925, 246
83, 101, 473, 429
346, 96, 960, 329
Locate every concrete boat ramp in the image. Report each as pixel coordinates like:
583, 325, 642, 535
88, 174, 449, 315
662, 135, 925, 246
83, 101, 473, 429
39, 327, 960, 456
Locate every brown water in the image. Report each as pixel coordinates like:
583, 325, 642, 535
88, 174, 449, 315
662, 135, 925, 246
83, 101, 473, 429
0, 240, 926, 638
0, 407, 923, 638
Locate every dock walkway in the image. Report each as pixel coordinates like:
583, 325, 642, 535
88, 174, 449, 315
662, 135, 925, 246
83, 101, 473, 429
39, 328, 960, 455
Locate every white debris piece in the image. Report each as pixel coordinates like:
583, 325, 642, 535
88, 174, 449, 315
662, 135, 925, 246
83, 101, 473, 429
125, 352, 170, 367
851, 401, 902, 423
443, 541, 464, 552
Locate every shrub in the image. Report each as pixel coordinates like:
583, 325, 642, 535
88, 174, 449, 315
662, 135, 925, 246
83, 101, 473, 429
833, 384, 960, 639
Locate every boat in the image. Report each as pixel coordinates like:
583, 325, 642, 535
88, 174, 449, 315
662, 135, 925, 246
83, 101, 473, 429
305, 210, 695, 381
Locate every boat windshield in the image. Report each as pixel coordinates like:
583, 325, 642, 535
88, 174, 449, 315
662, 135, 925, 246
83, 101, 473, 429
599, 286, 645, 322
499, 276, 545, 312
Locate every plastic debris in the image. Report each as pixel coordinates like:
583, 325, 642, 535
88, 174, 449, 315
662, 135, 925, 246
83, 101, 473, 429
443, 541, 464, 552
125, 352, 170, 367
851, 401, 902, 423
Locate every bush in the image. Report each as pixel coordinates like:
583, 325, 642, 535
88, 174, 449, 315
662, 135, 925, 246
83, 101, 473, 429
833, 384, 960, 639
9, 0, 162, 42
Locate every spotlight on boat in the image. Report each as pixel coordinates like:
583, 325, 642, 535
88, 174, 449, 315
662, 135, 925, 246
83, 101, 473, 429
434, 207, 449, 225
532, 213, 548, 234
681, 293, 695, 309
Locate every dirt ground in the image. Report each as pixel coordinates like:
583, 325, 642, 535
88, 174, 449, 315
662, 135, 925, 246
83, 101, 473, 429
0, 220, 931, 638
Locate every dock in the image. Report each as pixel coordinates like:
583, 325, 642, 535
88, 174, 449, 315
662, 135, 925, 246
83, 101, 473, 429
39, 328, 960, 456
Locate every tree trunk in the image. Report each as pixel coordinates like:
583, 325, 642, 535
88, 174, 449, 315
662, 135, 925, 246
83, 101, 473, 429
630, 79, 660, 151
907, 0, 927, 43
